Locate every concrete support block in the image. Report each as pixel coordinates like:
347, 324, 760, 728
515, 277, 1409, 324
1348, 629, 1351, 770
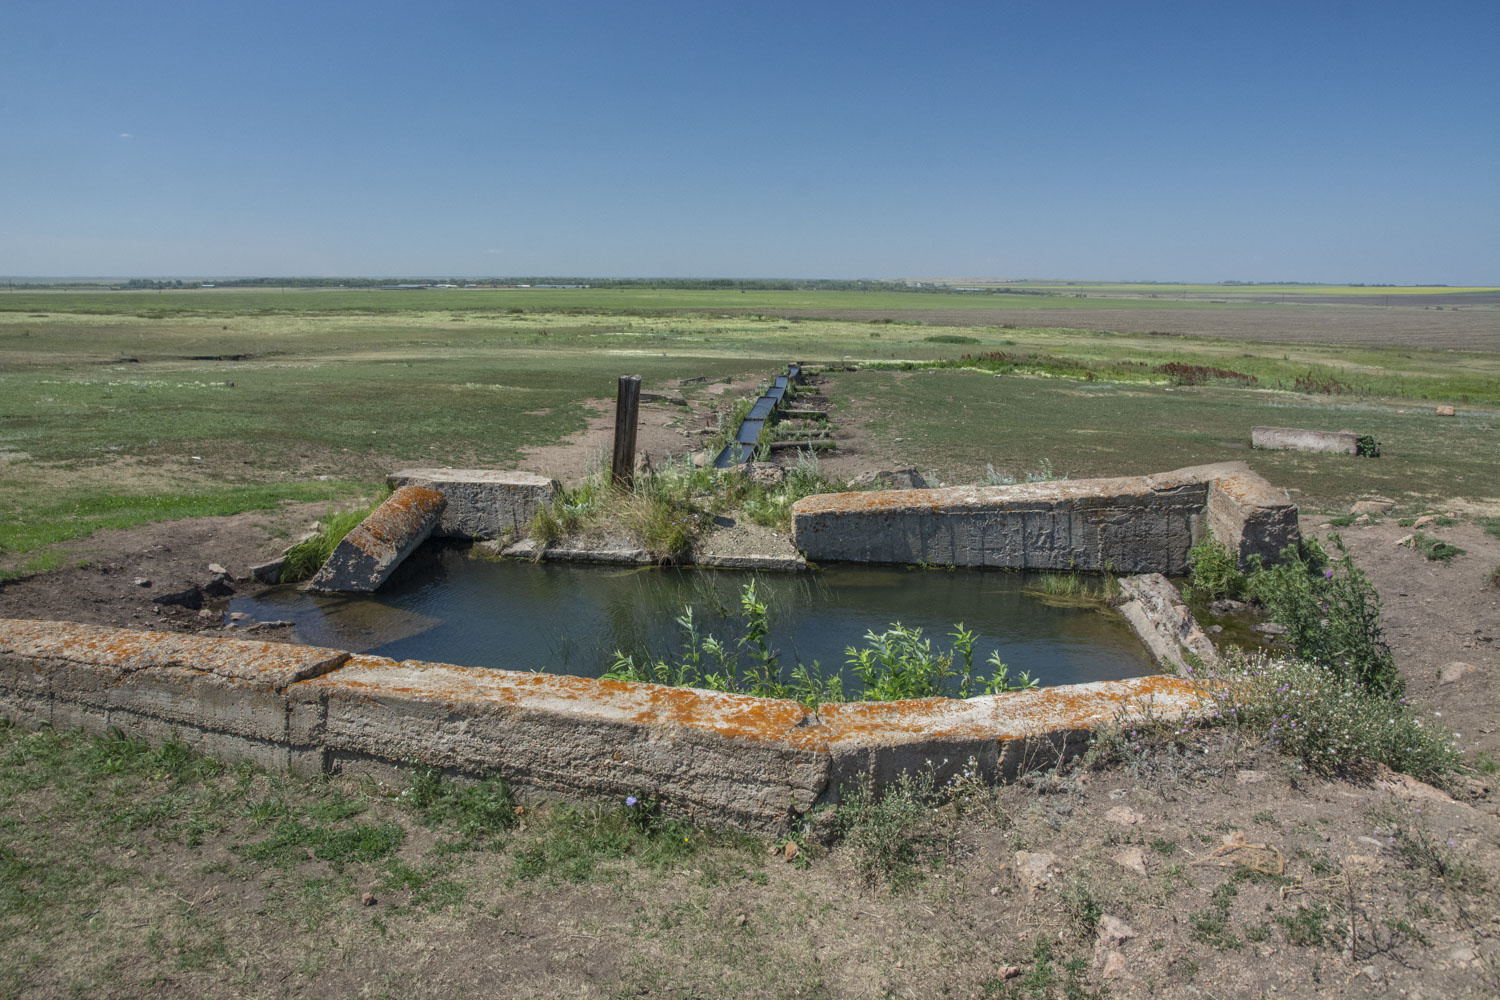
386, 469, 559, 540
0, 618, 348, 745
309, 485, 445, 592
792, 462, 1298, 575
814, 675, 1199, 795
1250, 426, 1359, 454
1203, 470, 1300, 568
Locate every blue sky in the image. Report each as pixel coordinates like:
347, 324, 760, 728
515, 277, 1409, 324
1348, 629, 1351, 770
2, 0, 1496, 282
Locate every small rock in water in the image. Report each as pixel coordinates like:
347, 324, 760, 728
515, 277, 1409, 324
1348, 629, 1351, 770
1209, 599, 1247, 614
1252, 621, 1288, 636
229, 611, 247, 621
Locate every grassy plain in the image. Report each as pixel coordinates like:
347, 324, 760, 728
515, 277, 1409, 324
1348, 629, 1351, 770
1, 286, 1497, 574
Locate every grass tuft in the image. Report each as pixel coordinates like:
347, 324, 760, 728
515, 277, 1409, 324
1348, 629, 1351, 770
280, 501, 382, 583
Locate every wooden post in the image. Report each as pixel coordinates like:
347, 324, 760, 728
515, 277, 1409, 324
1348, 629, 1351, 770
611, 374, 641, 489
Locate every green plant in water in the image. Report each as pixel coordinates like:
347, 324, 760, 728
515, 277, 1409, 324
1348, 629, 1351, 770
1184, 538, 1246, 602
1023, 570, 1121, 608
603, 583, 1034, 705
846, 622, 1035, 700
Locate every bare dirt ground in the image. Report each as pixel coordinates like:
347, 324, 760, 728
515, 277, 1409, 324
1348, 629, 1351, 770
3, 379, 1500, 998
687, 305, 1500, 351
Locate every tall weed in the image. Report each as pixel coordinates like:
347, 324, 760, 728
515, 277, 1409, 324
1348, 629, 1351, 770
1244, 535, 1400, 696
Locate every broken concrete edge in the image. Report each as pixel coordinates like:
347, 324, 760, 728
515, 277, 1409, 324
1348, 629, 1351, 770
0, 617, 1198, 833
308, 485, 445, 592
1116, 574, 1219, 674
386, 468, 560, 540
790, 461, 1297, 573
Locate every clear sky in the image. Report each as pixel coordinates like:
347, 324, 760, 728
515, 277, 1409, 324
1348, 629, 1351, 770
2, 0, 1496, 283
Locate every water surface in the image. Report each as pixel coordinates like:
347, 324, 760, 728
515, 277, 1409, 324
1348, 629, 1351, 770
229, 545, 1156, 694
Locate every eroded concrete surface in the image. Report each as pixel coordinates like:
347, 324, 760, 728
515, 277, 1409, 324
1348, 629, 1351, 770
309, 485, 445, 592
0, 618, 1199, 831
791, 461, 1297, 572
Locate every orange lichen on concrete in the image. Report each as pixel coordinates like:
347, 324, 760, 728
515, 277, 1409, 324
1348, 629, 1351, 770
816, 675, 1198, 747
294, 654, 818, 748
346, 486, 446, 558
0, 618, 348, 688
3, 616, 1210, 830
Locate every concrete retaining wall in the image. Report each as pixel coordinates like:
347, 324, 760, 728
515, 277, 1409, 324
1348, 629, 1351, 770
386, 469, 560, 540
0, 618, 1199, 832
791, 462, 1296, 572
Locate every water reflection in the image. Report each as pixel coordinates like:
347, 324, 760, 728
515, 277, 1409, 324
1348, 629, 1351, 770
231, 544, 1156, 693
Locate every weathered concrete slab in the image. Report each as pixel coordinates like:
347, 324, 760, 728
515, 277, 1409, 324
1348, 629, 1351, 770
1203, 467, 1300, 567
1117, 574, 1219, 673
294, 655, 830, 829
1251, 426, 1359, 454
816, 675, 1199, 792
386, 469, 559, 540
0, 618, 348, 763
309, 486, 445, 592
0, 618, 1202, 832
792, 462, 1297, 574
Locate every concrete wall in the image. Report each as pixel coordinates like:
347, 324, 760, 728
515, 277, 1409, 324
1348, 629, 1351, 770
0, 617, 1199, 832
791, 462, 1297, 572
386, 469, 560, 540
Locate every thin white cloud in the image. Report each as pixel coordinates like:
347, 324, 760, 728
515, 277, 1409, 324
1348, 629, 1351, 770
118, 132, 133, 139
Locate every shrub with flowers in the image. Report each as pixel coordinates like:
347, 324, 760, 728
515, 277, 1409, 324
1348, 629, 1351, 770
1239, 534, 1402, 697
1193, 652, 1461, 784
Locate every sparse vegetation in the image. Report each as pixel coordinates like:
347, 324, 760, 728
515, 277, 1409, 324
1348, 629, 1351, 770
1195, 652, 1462, 783
832, 768, 951, 889
1405, 531, 1466, 563
279, 498, 385, 582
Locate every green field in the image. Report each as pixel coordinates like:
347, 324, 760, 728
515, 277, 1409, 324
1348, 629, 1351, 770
2, 287, 1497, 575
